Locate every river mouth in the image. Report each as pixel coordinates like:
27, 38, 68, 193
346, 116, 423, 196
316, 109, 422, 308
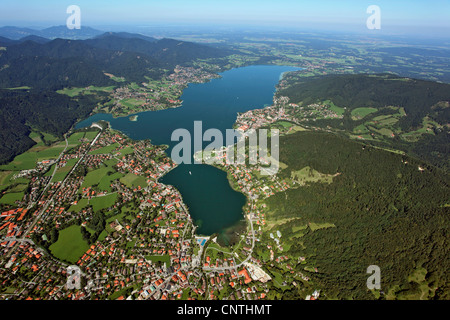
76, 65, 300, 238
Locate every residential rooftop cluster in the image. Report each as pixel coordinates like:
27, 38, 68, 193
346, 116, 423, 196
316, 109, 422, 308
235, 99, 343, 136
1, 104, 322, 300
100, 65, 219, 117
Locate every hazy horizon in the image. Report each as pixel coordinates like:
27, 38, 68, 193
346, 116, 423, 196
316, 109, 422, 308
0, 0, 449, 38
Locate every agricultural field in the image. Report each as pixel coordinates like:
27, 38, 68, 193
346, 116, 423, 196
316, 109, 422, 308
56, 87, 84, 97
0, 171, 28, 194
5, 86, 32, 90
308, 222, 336, 231
385, 266, 437, 300
119, 98, 145, 110
84, 131, 100, 141
98, 171, 123, 192
117, 146, 135, 156
0, 130, 78, 202
51, 158, 78, 182
66, 131, 95, 146
68, 193, 118, 212
353, 124, 370, 134
81, 167, 111, 189
0, 137, 66, 172
0, 170, 12, 186
400, 116, 440, 142
29, 131, 43, 144
350, 106, 411, 141
271, 121, 307, 136
349, 105, 439, 144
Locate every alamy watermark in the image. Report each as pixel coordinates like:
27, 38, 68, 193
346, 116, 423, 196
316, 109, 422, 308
171, 121, 280, 176
66, 265, 82, 289
366, 265, 381, 290
366, 5, 381, 30
66, 5, 81, 30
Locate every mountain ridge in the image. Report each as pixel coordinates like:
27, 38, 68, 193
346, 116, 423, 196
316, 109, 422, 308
0, 25, 104, 40
0, 27, 232, 163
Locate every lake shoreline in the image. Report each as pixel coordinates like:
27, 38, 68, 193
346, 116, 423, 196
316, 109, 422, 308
75, 65, 300, 238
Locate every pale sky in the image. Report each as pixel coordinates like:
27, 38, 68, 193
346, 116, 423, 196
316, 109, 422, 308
0, 0, 449, 36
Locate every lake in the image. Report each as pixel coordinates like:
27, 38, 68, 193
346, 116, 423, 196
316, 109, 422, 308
76, 65, 299, 239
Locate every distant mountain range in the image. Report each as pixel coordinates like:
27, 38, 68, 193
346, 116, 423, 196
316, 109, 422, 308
0, 25, 105, 40
0, 30, 231, 89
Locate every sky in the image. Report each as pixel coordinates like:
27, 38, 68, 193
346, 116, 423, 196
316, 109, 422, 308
0, 0, 449, 36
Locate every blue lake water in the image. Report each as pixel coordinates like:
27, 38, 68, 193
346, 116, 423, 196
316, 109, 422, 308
76, 65, 299, 236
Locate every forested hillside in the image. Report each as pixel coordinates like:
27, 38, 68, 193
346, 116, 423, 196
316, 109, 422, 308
278, 73, 450, 130
85, 34, 232, 67
276, 73, 450, 169
0, 34, 230, 88
0, 89, 103, 163
0, 38, 165, 87
0, 33, 231, 164
264, 130, 449, 299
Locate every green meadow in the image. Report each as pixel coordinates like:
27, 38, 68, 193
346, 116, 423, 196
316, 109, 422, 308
351, 107, 378, 119
80, 158, 124, 193
0, 141, 66, 171
51, 158, 78, 182
145, 255, 171, 266
68, 198, 89, 213
57, 86, 116, 97
89, 143, 120, 155
0, 192, 24, 205
90, 193, 118, 212
120, 173, 148, 189
323, 99, 345, 115
49, 225, 89, 264
290, 166, 334, 185
81, 166, 114, 190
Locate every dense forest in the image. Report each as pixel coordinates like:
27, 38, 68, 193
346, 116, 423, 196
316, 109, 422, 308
264, 130, 449, 299
85, 35, 233, 67
0, 89, 103, 163
0, 38, 163, 87
0, 34, 230, 88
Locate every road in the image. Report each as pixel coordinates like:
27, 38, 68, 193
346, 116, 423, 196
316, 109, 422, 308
26, 134, 69, 210
6, 129, 102, 258
202, 214, 256, 272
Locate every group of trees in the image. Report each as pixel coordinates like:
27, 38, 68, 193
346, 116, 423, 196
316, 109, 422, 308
0, 89, 102, 164
264, 131, 449, 299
